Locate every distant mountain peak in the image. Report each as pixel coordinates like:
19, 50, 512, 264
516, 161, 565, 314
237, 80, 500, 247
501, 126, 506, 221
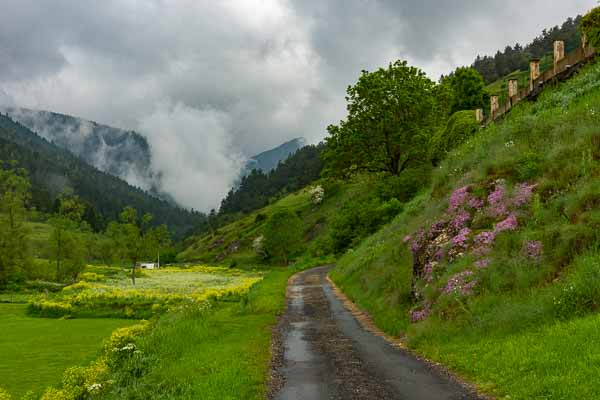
244, 137, 306, 175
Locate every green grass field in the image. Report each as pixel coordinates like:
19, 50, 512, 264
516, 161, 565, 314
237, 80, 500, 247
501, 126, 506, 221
104, 268, 294, 399
0, 304, 133, 398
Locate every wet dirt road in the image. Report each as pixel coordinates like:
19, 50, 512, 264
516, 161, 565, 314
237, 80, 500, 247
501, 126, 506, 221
270, 265, 482, 400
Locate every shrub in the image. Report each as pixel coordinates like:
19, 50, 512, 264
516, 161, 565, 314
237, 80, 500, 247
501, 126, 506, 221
430, 110, 479, 165
78, 272, 105, 282
0, 388, 11, 400
330, 197, 402, 253
581, 7, 600, 49
263, 210, 303, 265
27, 300, 73, 317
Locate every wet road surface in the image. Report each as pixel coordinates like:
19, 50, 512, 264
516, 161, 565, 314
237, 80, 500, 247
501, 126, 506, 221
271, 265, 482, 400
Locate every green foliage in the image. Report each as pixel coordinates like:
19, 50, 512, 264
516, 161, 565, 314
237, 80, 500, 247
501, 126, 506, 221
323, 60, 441, 177
473, 16, 582, 83
430, 110, 479, 165
263, 210, 303, 265
219, 144, 324, 216
0, 303, 132, 398
330, 60, 600, 398
554, 253, 600, 318
0, 162, 32, 287
581, 7, 600, 49
444, 67, 486, 114
0, 113, 205, 238
48, 192, 86, 282
330, 197, 402, 253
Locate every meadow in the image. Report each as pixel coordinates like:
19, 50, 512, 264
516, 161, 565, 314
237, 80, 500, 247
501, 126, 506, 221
0, 303, 132, 398
0, 264, 267, 399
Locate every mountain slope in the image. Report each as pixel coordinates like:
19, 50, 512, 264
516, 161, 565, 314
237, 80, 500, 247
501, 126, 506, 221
243, 137, 305, 175
0, 112, 204, 236
329, 60, 600, 398
1, 107, 155, 191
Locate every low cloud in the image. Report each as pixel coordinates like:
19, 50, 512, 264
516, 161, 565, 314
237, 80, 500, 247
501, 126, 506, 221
0, 0, 594, 210
139, 103, 244, 211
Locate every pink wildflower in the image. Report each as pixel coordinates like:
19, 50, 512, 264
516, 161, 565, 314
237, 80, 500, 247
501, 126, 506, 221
403, 235, 412, 243
450, 210, 471, 231
474, 231, 496, 246
442, 270, 477, 295
410, 306, 430, 323
468, 197, 484, 210
487, 183, 508, 218
524, 240, 543, 259
475, 258, 490, 269
513, 183, 537, 207
451, 228, 471, 248
448, 185, 471, 212
495, 214, 518, 233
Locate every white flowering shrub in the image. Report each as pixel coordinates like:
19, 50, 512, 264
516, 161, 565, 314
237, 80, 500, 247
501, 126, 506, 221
309, 185, 325, 205
252, 235, 267, 258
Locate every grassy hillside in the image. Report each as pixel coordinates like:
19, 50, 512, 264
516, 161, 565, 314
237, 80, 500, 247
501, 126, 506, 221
485, 54, 553, 105
330, 60, 600, 399
179, 176, 384, 266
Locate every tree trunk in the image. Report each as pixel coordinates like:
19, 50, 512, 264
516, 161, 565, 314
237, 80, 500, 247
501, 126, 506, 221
131, 264, 136, 285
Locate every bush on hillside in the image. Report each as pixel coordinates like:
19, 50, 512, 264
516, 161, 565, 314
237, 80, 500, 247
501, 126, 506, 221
263, 210, 303, 265
376, 167, 431, 203
430, 110, 479, 166
330, 197, 402, 253
581, 7, 600, 48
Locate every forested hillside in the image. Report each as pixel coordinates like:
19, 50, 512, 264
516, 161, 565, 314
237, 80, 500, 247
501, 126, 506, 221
1, 107, 156, 192
0, 113, 204, 236
219, 143, 324, 215
473, 16, 581, 83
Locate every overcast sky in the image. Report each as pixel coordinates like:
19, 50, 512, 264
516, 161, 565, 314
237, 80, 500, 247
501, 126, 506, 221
0, 0, 594, 210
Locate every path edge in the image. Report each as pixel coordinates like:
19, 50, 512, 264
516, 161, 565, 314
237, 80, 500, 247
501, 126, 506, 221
326, 274, 494, 400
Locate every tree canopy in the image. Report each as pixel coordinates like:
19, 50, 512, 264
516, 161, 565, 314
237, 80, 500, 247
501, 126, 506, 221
323, 60, 441, 177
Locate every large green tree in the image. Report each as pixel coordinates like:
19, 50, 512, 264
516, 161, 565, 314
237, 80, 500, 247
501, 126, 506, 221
108, 207, 154, 285
444, 67, 486, 114
323, 60, 440, 177
0, 162, 31, 286
263, 210, 303, 265
49, 192, 86, 282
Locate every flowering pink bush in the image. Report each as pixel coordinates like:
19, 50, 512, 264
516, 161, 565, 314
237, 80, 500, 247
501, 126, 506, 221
404, 179, 538, 322
442, 270, 477, 295
410, 305, 430, 322
524, 240, 543, 259
513, 183, 537, 207
495, 214, 518, 233
448, 185, 471, 212
487, 183, 507, 218
451, 228, 471, 248
450, 210, 471, 231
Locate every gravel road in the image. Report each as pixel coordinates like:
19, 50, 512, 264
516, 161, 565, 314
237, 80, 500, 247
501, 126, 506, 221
270, 265, 484, 400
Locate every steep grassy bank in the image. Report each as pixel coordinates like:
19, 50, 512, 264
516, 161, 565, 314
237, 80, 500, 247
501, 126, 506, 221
179, 176, 392, 267
331, 61, 600, 399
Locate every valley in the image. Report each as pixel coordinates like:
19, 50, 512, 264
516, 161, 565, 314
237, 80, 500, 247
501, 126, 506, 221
0, 4, 599, 400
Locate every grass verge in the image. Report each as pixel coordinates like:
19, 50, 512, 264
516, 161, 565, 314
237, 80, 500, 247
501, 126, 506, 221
0, 304, 132, 398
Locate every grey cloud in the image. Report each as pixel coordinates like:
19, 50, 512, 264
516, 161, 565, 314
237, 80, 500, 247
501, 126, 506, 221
0, 0, 594, 210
